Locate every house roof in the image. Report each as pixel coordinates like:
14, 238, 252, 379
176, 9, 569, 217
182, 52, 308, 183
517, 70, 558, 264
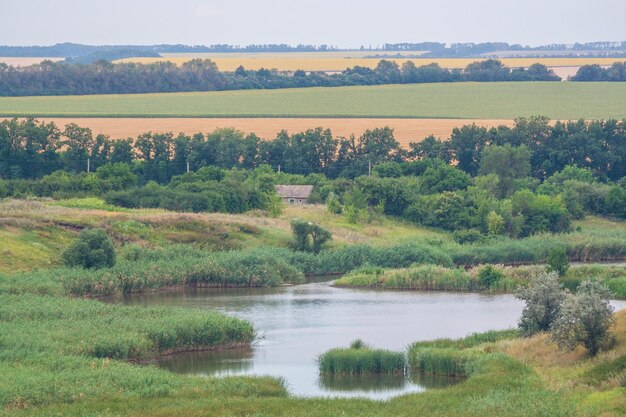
275, 185, 314, 199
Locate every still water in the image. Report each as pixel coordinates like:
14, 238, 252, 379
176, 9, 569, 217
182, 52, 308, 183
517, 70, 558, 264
118, 281, 626, 399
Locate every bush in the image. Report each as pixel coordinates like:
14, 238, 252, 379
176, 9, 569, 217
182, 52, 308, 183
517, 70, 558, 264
452, 229, 484, 244
486, 211, 505, 236
291, 219, 332, 254
62, 228, 116, 269
546, 247, 569, 277
516, 272, 565, 336
551, 281, 615, 356
477, 265, 505, 289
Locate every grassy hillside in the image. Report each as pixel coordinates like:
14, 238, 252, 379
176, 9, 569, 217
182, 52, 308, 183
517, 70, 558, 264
0, 199, 441, 272
0, 82, 625, 119
1, 199, 625, 274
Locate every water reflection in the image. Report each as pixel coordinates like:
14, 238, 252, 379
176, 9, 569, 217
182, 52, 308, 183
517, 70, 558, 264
318, 373, 407, 392
115, 281, 626, 399
159, 347, 254, 375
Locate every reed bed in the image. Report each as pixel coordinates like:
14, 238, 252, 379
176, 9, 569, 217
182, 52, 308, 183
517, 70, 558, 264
318, 342, 406, 375
408, 330, 518, 377
336, 263, 626, 298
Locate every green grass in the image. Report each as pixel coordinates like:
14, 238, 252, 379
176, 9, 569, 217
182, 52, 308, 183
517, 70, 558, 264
0, 248, 305, 298
0, 226, 73, 273
50, 197, 133, 212
0, 82, 624, 119
318, 342, 406, 375
336, 263, 626, 299
0, 292, 266, 410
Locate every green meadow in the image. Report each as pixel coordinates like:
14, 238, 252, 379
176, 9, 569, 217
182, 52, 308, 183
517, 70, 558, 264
0, 82, 625, 119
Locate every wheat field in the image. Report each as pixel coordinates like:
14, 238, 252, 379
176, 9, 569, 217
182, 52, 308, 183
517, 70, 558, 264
115, 55, 620, 72
26, 117, 514, 147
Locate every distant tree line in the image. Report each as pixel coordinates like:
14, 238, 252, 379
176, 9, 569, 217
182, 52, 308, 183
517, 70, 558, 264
571, 61, 626, 81
0, 42, 340, 58
0, 59, 560, 96
2, 42, 623, 60
383, 42, 626, 57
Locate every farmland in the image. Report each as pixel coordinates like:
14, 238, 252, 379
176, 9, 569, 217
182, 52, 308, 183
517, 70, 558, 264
0, 82, 625, 120
0, 57, 64, 66
26, 117, 513, 146
116, 54, 621, 73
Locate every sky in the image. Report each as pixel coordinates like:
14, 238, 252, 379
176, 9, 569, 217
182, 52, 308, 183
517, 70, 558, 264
2, 0, 625, 47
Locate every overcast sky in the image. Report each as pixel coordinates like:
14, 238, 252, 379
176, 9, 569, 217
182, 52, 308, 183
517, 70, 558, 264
2, 0, 625, 47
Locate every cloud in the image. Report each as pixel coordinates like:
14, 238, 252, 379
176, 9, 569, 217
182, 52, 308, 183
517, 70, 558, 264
195, 2, 219, 18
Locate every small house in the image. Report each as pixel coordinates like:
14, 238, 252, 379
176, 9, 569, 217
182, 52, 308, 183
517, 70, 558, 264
275, 185, 314, 205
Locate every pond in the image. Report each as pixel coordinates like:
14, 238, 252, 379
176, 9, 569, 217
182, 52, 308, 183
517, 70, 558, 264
118, 280, 626, 399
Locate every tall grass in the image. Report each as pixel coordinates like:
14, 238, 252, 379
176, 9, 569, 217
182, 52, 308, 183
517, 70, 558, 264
318, 342, 406, 375
0, 292, 275, 409
3, 248, 305, 297
336, 263, 626, 298
447, 231, 626, 266
408, 330, 518, 377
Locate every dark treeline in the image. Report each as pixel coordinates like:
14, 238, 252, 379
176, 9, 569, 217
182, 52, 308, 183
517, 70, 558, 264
383, 41, 626, 57
2, 117, 625, 183
0, 59, 560, 96
571, 61, 626, 81
0, 42, 340, 58
2, 117, 626, 234
1, 41, 624, 59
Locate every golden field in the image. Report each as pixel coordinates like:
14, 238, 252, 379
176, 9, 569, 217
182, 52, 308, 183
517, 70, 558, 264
0, 57, 64, 66
115, 55, 621, 72
22, 117, 514, 147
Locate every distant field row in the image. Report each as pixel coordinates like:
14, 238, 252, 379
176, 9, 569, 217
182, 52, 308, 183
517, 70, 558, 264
115, 55, 621, 72
23, 117, 513, 146
0, 83, 624, 120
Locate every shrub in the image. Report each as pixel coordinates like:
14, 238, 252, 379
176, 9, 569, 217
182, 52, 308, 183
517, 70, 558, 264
62, 228, 116, 269
477, 265, 505, 289
267, 193, 283, 217
546, 247, 569, 277
326, 193, 343, 214
486, 211, 505, 236
452, 229, 484, 244
291, 220, 332, 254
516, 272, 565, 336
605, 183, 626, 218
551, 281, 615, 356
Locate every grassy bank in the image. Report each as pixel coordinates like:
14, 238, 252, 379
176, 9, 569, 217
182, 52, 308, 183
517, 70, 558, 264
335, 264, 626, 299
0, 291, 279, 411
408, 330, 519, 377
1, 83, 625, 119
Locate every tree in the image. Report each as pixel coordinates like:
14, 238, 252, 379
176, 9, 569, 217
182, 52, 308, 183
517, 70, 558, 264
62, 228, 116, 269
449, 124, 488, 176
267, 193, 283, 218
516, 272, 566, 336
551, 281, 615, 356
486, 211, 504, 236
605, 181, 626, 219
479, 145, 531, 198
546, 247, 569, 277
291, 220, 332, 254
62, 123, 94, 173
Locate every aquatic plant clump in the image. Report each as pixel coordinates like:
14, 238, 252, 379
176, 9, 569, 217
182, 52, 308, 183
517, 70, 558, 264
318, 342, 406, 375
